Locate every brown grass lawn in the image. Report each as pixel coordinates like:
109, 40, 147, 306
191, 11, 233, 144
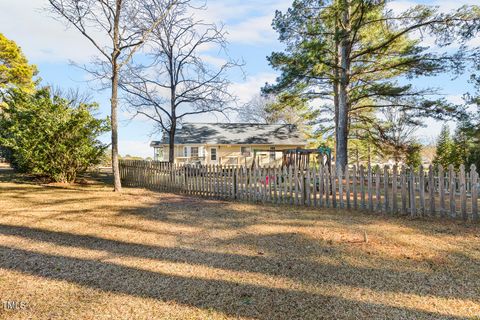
0, 167, 479, 320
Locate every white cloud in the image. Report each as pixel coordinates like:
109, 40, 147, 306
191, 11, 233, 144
200, 54, 227, 68
0, 0, 101, 63
226, 15, 277, 45
230, 72, 277, 105
193, 0, 291, 46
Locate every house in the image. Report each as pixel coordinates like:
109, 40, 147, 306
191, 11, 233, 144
150, 123, 307, 166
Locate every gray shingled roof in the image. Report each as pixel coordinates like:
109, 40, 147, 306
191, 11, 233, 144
150, 123, 307, 146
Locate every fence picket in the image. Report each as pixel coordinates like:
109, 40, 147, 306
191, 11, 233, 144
352, 165, 357, 210
375, 166, 381, 212
313, 166, 318, 207
449, 165, 456, 218
325, 165, 330, 207
330, 166, 336, 208
428, 165, 435, 216
419, 166, 425, 216
439, 165, 445, 217
460, 164, 467, 221
282, 166, 288, 205
368, 165, 373, 211
471, 164, 478, 222
306, 167, 311, 206
383, 166, 389, 214
338, 167, 344, 208
360, 165, 365, 209
401, 166, 407, 215
392, 165, 398, 215
409, 166, 415, 217
345, 165, 351, 209
319, 165, 325, 207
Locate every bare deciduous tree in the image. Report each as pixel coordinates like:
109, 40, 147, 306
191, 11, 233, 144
237, 94, 277, 124
48, 0, 180, 191
120, 0, 240, 162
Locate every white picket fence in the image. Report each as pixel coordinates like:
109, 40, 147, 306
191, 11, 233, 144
119, 160, 479, 222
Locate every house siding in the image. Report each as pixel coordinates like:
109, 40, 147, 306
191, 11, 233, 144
154, 144, 305, 166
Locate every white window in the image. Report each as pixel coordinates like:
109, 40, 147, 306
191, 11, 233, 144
241, 146, 251, 156
183, 146, 189, 157
191, 147, 199, 157
210, 148, 217, 161
270, 147, 275, 161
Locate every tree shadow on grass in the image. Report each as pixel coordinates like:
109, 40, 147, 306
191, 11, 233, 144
0, 236, 470, 319
0, 224, 477, 304
0, 169, 479, 318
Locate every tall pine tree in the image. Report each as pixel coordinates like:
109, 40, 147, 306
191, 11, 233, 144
265, 0, 479, 168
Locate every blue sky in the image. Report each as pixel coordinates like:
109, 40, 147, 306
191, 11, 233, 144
0, 0, 477, 157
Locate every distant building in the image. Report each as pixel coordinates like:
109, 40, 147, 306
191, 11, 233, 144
150, 123, 307, 166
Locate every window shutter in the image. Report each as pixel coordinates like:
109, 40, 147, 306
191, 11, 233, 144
199, 146, 205, 157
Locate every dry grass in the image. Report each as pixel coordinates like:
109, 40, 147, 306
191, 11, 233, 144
0, 167, 479, 320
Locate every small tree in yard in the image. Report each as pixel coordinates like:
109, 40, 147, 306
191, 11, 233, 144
405, 143, 422, 168
433, 124, 455, 168
0, 88, 109, 183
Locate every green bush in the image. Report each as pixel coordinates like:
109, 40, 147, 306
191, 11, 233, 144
0, 87, 109, 182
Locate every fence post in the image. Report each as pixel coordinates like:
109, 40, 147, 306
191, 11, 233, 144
400, 166, 407, 215
312, 165, 318, 207
268, 166, 273, 203
375, 166, 381, 212
325, 165, 330, 207
360, 165, 365, 209
471, 164, 478, 222
392, 165, 398, 215
409, 166, 415, 217
428, 165, 435, 216
460, 164, 467, 221
419, 165, 425, 216
276, 167, 280, 204
234, 167, 238, 200
345, 165, 351, 209
368, 164, 373, 211
352, 165, 357, 210
338, 166, 344, 209
305, 167, 310, 206
384, 166, 389, 214
332, 166, 337, 208
337, 167, 345, 209
449, 164, 456, 218
439, 165, 445, 217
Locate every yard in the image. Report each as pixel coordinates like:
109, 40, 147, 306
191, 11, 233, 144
0, 165, 479, 319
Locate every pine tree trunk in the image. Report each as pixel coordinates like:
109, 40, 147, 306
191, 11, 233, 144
336, 0, 350, 169
334, 11, 340, 158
